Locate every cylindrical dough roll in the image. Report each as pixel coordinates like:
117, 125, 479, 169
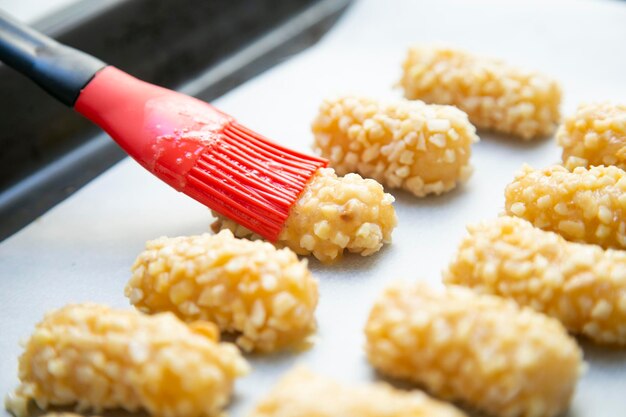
126, 230, 319, 353
505, 164, 626, 249
365, 282, 583, 417
212, 167, 397, 263
248, 367, 466, 417
445, 216, 626, 345
557, 102, 626, 170
6, 304, 248, 417
312, 96, 478, 196
400, 45, 561, 140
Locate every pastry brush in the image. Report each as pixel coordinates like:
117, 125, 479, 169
0, 10, 328, 240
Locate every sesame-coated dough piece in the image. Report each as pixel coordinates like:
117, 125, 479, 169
400, 45, 561, 140
248, 367, 467, 417
312, 96, 478, 197
126, 230, 319, 353
38, 414, 94, 417
557, 103, 626, 170
6, 304, 248, 417
212, 168, 397, 263
445, 216, 626, 345
505, 164, 626, 249
365, 282, 583, 417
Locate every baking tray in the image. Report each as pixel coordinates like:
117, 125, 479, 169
1, 0, 626, 416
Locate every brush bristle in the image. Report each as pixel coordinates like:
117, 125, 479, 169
185, 122, 328, 240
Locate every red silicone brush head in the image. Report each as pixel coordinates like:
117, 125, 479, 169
75, 67, 328, 240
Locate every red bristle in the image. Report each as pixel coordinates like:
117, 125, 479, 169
188, 171, 284, 228
222, 135, 320, 178
197, 154, 293, 208
186, 175, 281, 238
191, 162, 286, 221
222, 129, 323, 171
229, 123, 327, 163
185, 121, 328, 241
216, 143, 305, 189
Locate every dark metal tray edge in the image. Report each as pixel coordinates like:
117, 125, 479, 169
0, 0, 351, 242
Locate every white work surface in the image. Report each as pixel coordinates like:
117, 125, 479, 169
2, 0, 626, 416
0, 0, 81, 23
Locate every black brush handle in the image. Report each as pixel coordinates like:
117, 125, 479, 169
0, 9, 106, 106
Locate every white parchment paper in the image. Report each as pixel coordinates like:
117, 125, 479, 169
2, 0, 626, 416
